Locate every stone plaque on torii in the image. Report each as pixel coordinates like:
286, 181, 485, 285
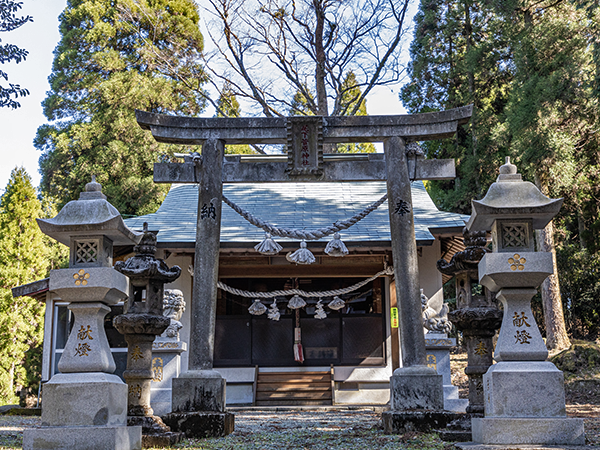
136, 106, 472, 434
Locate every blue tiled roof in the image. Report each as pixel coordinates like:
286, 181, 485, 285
124, 181, 468, 245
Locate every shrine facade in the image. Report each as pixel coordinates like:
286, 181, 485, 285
31, 179, 467, 406
27, 106, 474, 413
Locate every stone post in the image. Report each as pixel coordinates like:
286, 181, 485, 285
382, 137, 446, 434
113, 224, 183, 447
24, 178, 142, 450
150, 289, 187, 416
164, 139, 234, 438
467, 158, 584, 446
437, 228, 502, 414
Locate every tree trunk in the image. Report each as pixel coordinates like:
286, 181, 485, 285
463, 0, 480, 192
313, 0, 328, 117
536, 220, 571, 352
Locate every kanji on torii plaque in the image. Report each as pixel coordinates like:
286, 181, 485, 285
136, 106, 472, 425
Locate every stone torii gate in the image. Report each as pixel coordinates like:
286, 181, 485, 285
136, 106, 472, 435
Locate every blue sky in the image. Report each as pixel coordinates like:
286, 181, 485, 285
1, 0, 66, 193
0, 0, 411, 194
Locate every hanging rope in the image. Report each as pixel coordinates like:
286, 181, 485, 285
222, 193, 388, 240
217, 266, 394, 299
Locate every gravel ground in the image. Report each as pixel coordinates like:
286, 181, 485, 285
177, 408, 443, 450
1, 407, 598, 450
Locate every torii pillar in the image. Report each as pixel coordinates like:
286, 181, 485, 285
136, 107, 472, 436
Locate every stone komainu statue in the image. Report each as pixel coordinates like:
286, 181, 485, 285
421, 289, 453, 334
162, 289, 186, 340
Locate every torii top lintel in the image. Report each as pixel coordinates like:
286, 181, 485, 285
139, 105, 472, 183
136, 105, 472, 145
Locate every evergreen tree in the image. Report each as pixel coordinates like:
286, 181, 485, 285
215, 82, 254, 154
402, 0, 600, 348
0, 168, 65, 403
336, 72, 375, 153
401, 0, 513, 213
498, 0, 599, 350
35, 0, 208, 217
0, 0, 32, 108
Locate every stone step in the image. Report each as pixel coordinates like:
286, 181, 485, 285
255, 399, 332, 407
256, 391, 332, 400
257, 383, 331, 392
255, 371, 333, 406
257, 373, 331, 383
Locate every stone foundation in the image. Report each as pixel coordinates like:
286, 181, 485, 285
23, 425, 141, 450
390, 367, 444, 410
162, 411, 234, 438
471, 417, 585, 446
382, 410, 463, 434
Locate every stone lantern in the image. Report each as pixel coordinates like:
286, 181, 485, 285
466, 158, 583, 446
25, 177, 142, 450
113, 223, 182, 446
437, 228, 502, 414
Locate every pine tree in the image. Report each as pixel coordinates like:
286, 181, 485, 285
0, 168, 63, 403
35, 0, 208, 217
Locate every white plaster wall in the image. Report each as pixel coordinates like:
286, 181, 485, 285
418, 239, 444, 312
334, 382, 390, 404
225, 384, 254, 405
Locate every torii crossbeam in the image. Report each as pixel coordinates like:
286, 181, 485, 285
136, 105, 472, 433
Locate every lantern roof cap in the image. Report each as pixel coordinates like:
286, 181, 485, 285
36, 176, 142, 246
467, 158, 563, 231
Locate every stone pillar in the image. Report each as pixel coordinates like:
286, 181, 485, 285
189, 139, 224, 371
113, 224, 184, 447
438, 228, 502, 414
150, 289, 187, 416
24, 178, 142, 450
165, 139, 234, 438
467, 159, 584, 446
382, 137, 444, 434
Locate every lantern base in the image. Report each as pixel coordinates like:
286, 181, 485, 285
471, 417, 585, 446
23, 425, 142, 450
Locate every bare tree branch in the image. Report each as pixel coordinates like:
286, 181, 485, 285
202, 0, 412, 130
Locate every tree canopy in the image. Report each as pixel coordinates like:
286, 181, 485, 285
402, 0, 600, 344
203, 0, 411, 121
35, 0, 208, 217
0, 168, 66, 403
0, 0, 33, 108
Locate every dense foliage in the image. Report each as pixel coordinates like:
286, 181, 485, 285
35, 0, 208, 217
0, 0, 32, 108
403, 0, 600, 341
0, 168, 67, 404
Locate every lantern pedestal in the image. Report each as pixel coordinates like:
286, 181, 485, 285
465, 158, 584, 446
163, 370, 234, 438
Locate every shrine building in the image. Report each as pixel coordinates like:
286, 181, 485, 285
22, 177, 466, 408
123, 179, 462, 406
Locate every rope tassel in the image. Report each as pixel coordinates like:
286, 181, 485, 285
286, 240, 316, 265
267, 300, 280, 321
328, 296, 345, 310
325, 232, 349, 257
287, 294, 306, 309
248, 299, 267, 315
314, 299, 327, 319
254, 233, 283, 255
